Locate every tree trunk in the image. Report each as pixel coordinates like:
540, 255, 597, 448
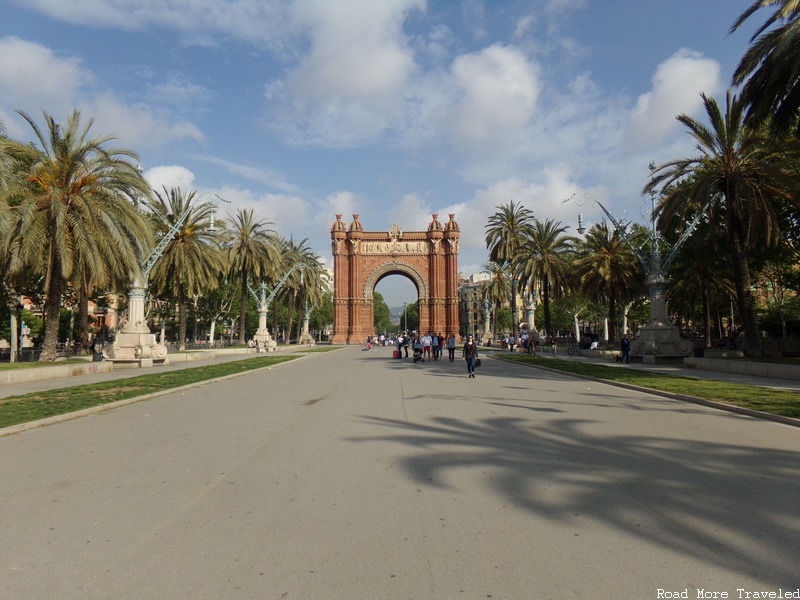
238, 271, 248, 345
703, 287, 712, 349
607, 289, 617, 343
40, 263, 63, 362
286, 291, 296, 343
79, 286, 90, 354
178, 282, 187, 352
8, 296, 19, 364
726, 200, 762, 356
511, 280, 518, 337
543, 275, 551, 336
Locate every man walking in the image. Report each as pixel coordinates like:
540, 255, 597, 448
621, 334, 631, 364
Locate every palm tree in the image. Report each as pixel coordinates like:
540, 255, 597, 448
731, 0, 800, 133
514, 219, 575, 336
290, 240, 325, 341
485, 200, 535, 336
278, 237, 321, 343
147, 187, 228, 351
226, 208, 280, 345
0, 109, 152, 361
573, 220, 642, 343
481, 261, 512, 338
644, 91, 800, 356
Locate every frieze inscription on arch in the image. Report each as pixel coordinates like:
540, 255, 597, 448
330, 214, 460, 344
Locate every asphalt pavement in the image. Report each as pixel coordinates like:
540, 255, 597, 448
1, 344, 798, 599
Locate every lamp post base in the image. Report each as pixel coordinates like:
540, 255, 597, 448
630, 324, 693, 363
102, 330, 169, 367
252, 329, 277, 352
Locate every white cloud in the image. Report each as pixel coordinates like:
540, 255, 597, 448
626, 49, 722, 148
438, 44, 540, 146
144, 165, 197, 194
269, 0, 424, 146
0, 36, 205, 149
90, 92, 205, 149
387, 194, 433, 232
0, 37, 89, 116
13, 0, 294, 49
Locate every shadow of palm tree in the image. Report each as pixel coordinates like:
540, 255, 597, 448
350, 412, 800, 586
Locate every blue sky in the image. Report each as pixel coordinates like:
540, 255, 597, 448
0, 0, 760, 305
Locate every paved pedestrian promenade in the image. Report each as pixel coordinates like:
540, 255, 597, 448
1, 345, 798, 599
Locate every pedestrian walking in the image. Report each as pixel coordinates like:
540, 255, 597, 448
446, 333, 456, 362
621, 334, 631, 364
463, 334, 479, 378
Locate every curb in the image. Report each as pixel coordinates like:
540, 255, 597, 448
490, 354, 800, 429
0, 354, 307, 438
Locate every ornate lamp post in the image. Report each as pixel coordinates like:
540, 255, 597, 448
247, 262, 308, 351
564, 175, 714, 363
481, 298, 494, 340
103, 193, 228, 367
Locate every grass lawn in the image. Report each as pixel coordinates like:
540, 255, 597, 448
495, 354, 800, 420
0, 354, 299, 429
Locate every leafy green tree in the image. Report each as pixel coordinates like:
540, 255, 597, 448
496, 307, 512, 334
373, 292, 392, 333
731, 0, 800, 133
195, 277, 238, 343
147, 187, 228, 351
664, 222, 734, 347
310, 292, 334, 338
0, 109, 152, 361
485, 200, 535, 336
645, 92, 800, 355
403, 301, 419, 333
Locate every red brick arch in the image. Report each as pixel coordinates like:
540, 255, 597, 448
330, 214, 460, 344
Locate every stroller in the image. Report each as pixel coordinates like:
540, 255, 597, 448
412, 343, 424, 363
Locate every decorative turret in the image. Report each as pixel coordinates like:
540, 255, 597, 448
331, 214, 346, 232
349, 214, 363, 232
428, 213, 443, 231
444, 213, 460, 232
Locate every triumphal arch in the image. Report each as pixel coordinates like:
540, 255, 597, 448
330, 213, 460, 344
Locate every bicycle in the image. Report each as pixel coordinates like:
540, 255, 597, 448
567, 343, 579, 356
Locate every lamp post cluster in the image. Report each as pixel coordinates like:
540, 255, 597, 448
564, 171, 714, 362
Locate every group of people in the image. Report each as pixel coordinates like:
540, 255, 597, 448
390, 331, 480, 378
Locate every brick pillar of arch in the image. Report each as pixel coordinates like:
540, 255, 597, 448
330, 214, 460, 344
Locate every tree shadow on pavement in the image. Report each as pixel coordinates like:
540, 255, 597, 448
349, 412, 800, 586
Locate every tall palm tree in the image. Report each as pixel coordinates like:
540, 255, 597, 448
147, 187, 228, 351
279, 237, 320, 342
731, 0, 800, 133
0, 109, 152, 361
290, 239, 325, 341
514, 219, 575, 336
226, 208, 280, 345
644, 91, 800, 356
573, 221, 642, 343
480, 261, 512, 338
485, 200, 535, 336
